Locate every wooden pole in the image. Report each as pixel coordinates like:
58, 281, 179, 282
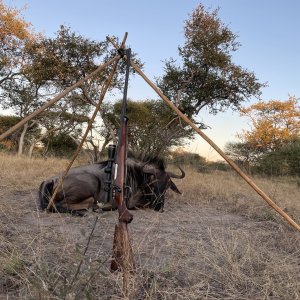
47, 58, 120, 211
0, 55, 120, 142
130, 62, 300, 233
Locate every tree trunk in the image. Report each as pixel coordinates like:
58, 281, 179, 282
18, 122, 28, 156
28, 142, 35, 158
28, 128, 56, 158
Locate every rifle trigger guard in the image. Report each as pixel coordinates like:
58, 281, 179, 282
113, 185, 122, 194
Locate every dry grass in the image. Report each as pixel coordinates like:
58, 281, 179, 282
179, 165, 300, 224
0, 153, 73, 192
0, 153, 300, 299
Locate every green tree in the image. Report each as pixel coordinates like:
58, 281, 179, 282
1, 26, 142, 156
0, 27, 104, 155
28, 111, 89, 158
24, 27, 141, 97
224, 141, 260, 173
42, 132, 78, 158
157, 4, 264, 119
24, 26, 108, 88
1, 74, 47, 154
100, 99, 195, 156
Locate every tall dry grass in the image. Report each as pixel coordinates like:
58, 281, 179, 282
0, 152, 84, 191
177, 165, 300, 224
0, 153, 300, 299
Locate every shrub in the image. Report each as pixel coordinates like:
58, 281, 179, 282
42, 133, 78, 158
170, 150, 207, 171
256, 139, 300, 176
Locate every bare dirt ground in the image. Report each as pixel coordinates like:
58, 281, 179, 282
1, 154, 300, 299
1, 185, 300, 299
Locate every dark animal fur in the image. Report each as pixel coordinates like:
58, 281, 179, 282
38, 155, 184, 215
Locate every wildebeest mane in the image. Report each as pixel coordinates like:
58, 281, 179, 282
128, 152, 166, 171
94, 152, 165, 170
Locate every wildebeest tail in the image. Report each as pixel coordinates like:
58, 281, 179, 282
38, 180, 54, 210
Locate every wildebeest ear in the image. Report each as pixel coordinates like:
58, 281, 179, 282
170, 180, 182, 194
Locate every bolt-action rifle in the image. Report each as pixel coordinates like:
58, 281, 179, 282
110, 48, 134, 272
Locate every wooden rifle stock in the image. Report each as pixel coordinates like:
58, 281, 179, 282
114, 118, 133, 224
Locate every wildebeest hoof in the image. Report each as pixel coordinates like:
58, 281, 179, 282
99, 202, 114, 211
71, 210, 86, 217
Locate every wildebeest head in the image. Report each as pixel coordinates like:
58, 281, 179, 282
128, 156, 185, 211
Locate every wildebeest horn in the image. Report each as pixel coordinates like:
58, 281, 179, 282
167, 166, 185, 179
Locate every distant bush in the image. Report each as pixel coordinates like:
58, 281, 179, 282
0, 115, 21, 133
170, 150, 207, 170
255, 139, 300, 176
42, 133, 78, 158
207, 161, 230, 172
0, 140, 15, 152
0, 115, 21, 152
169, 150, 232, 173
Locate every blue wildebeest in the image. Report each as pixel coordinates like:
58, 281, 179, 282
38, 156, 185, 215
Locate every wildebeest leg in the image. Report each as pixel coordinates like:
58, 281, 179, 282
48, 199, 86, 216
92, 193, 103, 211
61, 197, 95, 211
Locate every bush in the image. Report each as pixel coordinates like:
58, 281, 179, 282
42, 133, 78, 158
256, 139, 300, 176
169, 150, 209, 172
0, 115, 21, 152
207, 161, 230, 172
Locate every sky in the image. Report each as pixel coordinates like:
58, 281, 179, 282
2, 0, 300, 160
